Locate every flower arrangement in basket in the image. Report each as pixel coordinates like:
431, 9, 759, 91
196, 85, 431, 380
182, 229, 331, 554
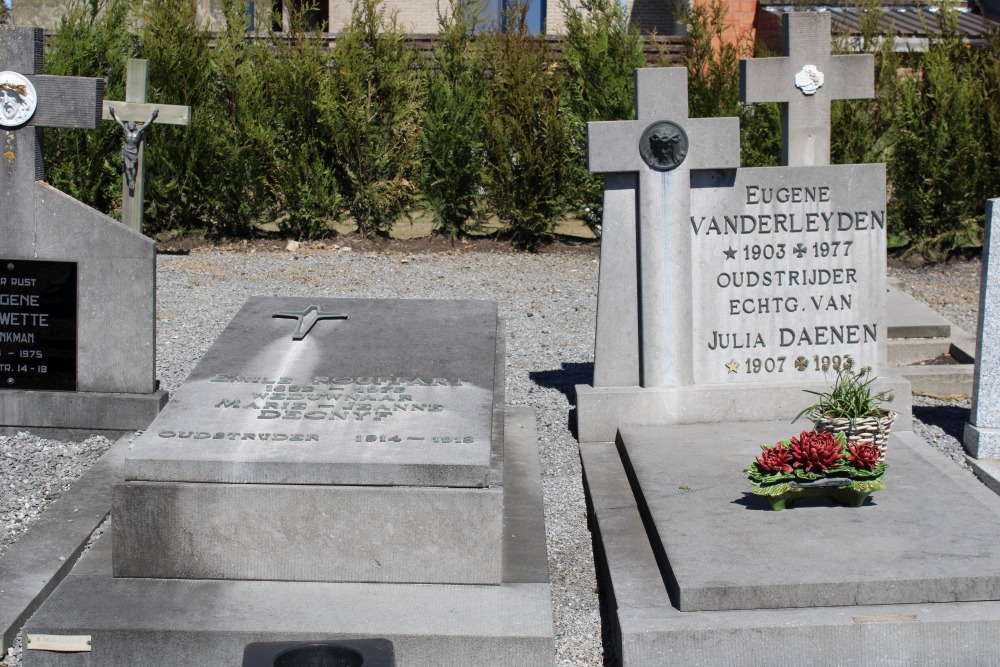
744, 430, 887, 511
793, 356, 896, 460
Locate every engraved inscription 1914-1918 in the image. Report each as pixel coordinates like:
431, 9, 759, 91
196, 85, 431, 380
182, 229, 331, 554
0, 259, 77, 391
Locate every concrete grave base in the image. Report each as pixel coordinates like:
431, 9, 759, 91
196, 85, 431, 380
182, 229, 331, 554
966, 423, 1000, 459
582, 423, 1000, 665
576, 375, 912, 444
22, 408, 555, 667
0, 388, 167, 433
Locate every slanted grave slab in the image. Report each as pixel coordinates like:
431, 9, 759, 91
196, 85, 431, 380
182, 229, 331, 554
113, 297, 507, 584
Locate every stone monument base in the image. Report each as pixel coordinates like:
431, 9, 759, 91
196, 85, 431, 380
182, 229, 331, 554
966, 423, 1000, 459
0, 389, 168, 434
23, 409, 554, 667
575, 374, 912, 444
582, 421, 1000, 664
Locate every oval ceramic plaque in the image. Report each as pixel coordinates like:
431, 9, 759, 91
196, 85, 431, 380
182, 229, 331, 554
0, 71, 37, 127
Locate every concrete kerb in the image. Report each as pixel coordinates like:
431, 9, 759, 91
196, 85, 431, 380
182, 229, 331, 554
21, 408, 554, 666
0, 433, 133, 652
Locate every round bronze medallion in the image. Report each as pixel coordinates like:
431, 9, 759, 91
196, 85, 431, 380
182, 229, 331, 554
639, 120, 688, 172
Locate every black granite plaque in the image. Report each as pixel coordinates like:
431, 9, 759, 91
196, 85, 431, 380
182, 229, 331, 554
0, 259, 77, 391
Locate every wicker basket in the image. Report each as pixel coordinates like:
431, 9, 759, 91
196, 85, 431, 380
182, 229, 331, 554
809, 409, 897, 460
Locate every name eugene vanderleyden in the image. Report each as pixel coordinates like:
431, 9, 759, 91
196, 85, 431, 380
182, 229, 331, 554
696, 183, 882, 355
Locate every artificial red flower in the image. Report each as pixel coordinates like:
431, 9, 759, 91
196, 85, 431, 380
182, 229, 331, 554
756, 443, 794, 472
847, 441, 881, 469
790, 430, 843, 472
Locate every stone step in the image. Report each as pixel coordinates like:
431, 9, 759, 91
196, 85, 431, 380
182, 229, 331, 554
887, 283, 952, 340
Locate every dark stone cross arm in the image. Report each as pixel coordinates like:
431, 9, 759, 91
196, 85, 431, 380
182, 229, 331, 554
0, 28, 103, 182
23, 76, 103, 130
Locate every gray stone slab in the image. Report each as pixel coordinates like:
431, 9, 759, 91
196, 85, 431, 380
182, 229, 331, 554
592, 173, 640, 388
619, 422, 1000, 612
23, 577, 553, 667
125, 297, 499, 487
689, 164, 888, 384
0, 434, 130, 652
111, 478, 504, 584
900, 364, 974, 397
21, 408, 554, 666
0, 388, 166, 432
581, 436, 1000, 667
887, 284, 952, 339
574, 375, 913, 443
888, 337, 951, 367
968, 199, 1000, 450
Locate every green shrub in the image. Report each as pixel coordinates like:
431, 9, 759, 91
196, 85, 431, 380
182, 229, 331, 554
560, 0, 645, 233
675, 0, 780, 167
321, 0, 423, 238
137, 0, 214, 234
888, 7, 995, 258
199, 0, 276, 237
419, 0, 488, 239
43, 0, 136, 215
482, 0, 568, 250
263, 5, 341, 239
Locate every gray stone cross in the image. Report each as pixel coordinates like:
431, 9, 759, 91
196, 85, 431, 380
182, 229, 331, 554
588, 68, 740, 388
0, 27, 103, 247
740, 12, 873, 167
103, 58, 191, 234
272, 305, 348, 341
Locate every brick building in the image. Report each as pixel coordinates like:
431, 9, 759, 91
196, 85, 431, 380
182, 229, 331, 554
13, 0, 683, 36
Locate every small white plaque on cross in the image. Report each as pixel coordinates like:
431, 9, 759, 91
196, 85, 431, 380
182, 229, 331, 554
587, 68, 740, 388
103, 59, 192, 234
740, 12, 874, 167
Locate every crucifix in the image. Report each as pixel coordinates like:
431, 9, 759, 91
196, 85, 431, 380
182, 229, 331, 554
272, 305, 348, 341
740, 12, 874, 167
103, 59, 192, 234
0, 28, 104, 252
587, 68, 740, 388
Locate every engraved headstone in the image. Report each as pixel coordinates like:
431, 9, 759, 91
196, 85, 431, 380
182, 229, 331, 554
26, 297, 554, 664
0, 27, 166, 434
113, 297, 516, 583
739, 12, 874, 167
965, 198, 1000, 458
569, 15, 1000, 666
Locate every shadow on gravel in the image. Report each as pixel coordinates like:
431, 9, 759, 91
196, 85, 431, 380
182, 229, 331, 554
529, 363, 594, 407
530, 363, 594, 441
913, 404, 970, 442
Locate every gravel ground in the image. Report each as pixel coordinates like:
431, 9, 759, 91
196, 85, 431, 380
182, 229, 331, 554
0, 247, 986, 667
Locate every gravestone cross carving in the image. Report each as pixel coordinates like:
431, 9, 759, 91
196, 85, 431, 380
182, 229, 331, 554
587, 68, 739, 388
103, 58, 192, 234
272, 305, 348, 340
0, 27, 103, 251
740, 12, 873, 166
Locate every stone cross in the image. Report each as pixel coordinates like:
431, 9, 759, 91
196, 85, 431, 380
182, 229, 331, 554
588, 68, 740, 388
965, 198, 1000, 458
0, 27, 103, 251
739, 12, 873, 166
103, 59, 191, 234
272, 305, 348, 341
